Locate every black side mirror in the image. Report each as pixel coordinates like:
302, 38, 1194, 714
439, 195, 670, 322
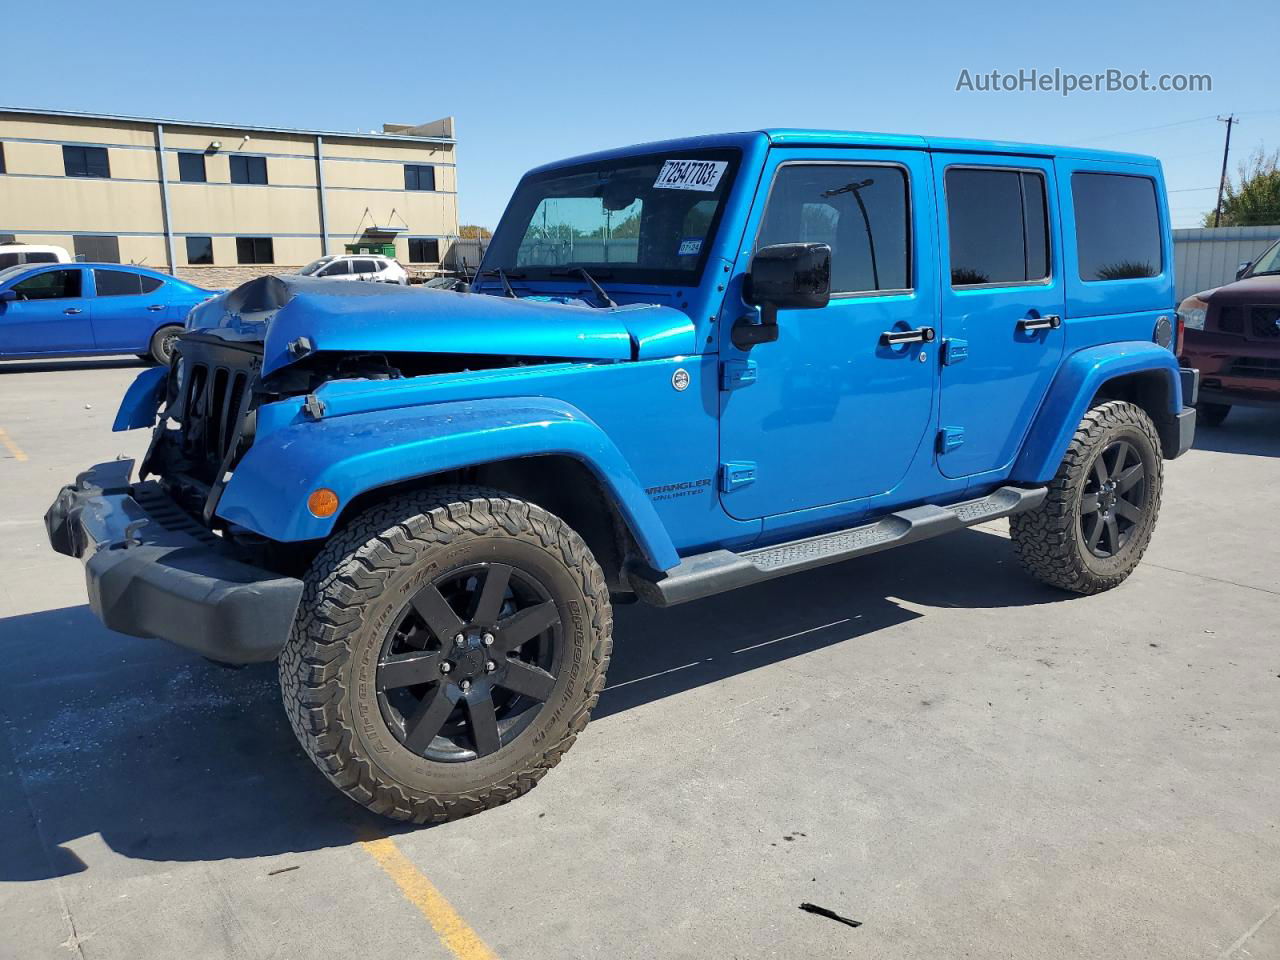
734, 242, 832, 349
1236, 260, 1252, 281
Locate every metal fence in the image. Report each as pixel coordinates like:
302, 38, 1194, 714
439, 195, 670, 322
445, 237, 489, 274
1172, 225, 1280, 302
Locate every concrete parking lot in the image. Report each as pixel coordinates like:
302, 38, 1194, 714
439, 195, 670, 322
1, 358, 1277, 960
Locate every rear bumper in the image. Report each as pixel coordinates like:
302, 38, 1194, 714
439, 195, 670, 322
45, 460, 302, 664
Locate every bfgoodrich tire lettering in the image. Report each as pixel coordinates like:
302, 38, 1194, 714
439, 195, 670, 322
1010, 400, 1163, 594
279, 486, 613, 823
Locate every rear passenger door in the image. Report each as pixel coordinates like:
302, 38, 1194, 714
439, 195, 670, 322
90, 269, 168, 351
932, 154, 1066, 479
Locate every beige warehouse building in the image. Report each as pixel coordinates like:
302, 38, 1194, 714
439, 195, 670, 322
0, 107, 460, 287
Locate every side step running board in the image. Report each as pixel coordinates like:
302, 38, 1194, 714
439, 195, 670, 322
630, 485, 1047, 607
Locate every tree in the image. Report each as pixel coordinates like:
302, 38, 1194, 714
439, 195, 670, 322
1204, 148, 1280, 227
459, 224, 492, 239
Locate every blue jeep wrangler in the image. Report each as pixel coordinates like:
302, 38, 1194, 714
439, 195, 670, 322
46, 130, 1198, 823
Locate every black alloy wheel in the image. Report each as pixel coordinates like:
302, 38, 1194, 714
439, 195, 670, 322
1079, 438, 1146, 558
377, 563, 562, 762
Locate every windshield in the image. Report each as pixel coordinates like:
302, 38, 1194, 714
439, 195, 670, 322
484, 149, 740, 286
298, 256, 336, 276
1246, 238, 1280, 277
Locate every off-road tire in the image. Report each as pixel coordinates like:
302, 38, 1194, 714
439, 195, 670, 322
279, 486, 613, 823
148, 324, 183, 365
1010, 400, 1163, 594
1197, 401, 1231, 427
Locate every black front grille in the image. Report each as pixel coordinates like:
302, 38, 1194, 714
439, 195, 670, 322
1218, 305, 1244, 334
1228, 356, 1280, 380
1249, 306, 1280, 339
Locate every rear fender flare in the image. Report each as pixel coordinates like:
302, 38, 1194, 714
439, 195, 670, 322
215, 395, 680, 570
1011, 342, 1182, 484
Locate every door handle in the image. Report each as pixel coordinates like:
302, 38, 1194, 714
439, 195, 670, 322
63, 307, 82, 315
1018, 314, 1062, 332
880, 326, 936, 345
147, 304, 165, 311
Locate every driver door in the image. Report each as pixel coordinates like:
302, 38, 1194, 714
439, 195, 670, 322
718, 149, 939, 520
0, 267, 93, 354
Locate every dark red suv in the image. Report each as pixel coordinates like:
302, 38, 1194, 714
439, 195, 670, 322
1178, 237, 1280, 425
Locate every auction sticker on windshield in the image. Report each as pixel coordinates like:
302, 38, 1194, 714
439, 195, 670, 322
654, 159, 728, 192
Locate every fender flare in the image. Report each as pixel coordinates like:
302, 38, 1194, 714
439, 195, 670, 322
215, 395, 680, 570
1011, 342, 1183, 485
112, 366, 167, 431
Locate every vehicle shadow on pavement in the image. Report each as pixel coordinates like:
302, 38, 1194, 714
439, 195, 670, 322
0, 357, 150, 375
1192, 408, 1280, 457
0, 529, 1063, 881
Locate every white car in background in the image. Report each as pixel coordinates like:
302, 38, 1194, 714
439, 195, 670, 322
297, 254, 408, 285
0, 243, 71, 269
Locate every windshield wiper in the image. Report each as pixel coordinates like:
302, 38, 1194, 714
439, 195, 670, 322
477, 268, 524, 298
550, 267, 617, 308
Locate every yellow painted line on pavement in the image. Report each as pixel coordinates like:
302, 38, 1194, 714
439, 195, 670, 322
360, 837, 499, 960
0, 427, 28, 462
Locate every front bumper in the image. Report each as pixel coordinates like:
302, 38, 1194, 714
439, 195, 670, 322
44, 460, 302, 664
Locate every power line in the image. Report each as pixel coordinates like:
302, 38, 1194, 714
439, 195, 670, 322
1077, 114, 1219, 144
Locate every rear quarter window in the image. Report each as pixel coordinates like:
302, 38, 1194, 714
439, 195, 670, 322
1071, 173, 1161, 281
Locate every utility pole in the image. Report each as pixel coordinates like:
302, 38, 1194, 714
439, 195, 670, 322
1213, 114, 1240, 228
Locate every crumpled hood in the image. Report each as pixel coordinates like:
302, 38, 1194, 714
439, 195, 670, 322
185, 275, 696, 376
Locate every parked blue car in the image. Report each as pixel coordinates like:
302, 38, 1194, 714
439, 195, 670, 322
0, 263, 216, 364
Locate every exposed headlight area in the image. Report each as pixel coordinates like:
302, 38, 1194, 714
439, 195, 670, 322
1177, 294, 1209, 331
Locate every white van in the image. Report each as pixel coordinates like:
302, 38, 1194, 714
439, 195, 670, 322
0, 243, 72, 269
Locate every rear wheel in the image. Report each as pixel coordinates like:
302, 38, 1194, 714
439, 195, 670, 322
1196, 401, 1231, 427
148, 325, 183, 365
279, 487, 612, 823
1010, 400, 1163, 594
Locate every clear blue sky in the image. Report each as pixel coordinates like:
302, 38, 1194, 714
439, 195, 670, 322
6, 0, 1278, 229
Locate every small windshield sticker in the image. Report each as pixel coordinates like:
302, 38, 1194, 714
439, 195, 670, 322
654, 159, 727, 192
677, 238, 703, 257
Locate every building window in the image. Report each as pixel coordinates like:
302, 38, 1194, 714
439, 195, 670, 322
73, 235, 121, 263
236, 237, 274, 264
0, 143, 6, 174
945, 168, 1049, 286
756, 164, 911, 294
230, 155, 268, 185
404, 164, 436, 191
177, 152, 207, 183
1072, 173, 1162, 281
186, 236, 214, 265
408, 237, 441, 263
63, 145, 111, 179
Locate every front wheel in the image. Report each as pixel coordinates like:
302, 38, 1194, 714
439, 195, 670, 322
279, 487, 613, 823
1010, 400, 1163, 594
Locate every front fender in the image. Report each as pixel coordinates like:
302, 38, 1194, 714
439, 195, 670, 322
112, 366, 167, 431
1011, 342, 1183, 484
215, 396, 680, 570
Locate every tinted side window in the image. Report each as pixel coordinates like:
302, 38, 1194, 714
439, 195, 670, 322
93, 269, 144, 296
322, 259, 350, 276
186, 236, 214, 265
756, 164, 911, 294
26, 252, 58, 264
1072, 173, 1161, 281
230, 155, 268, 185
353, 259, 378, 273
139, 274, 163, 293
63, 145, 111, 178
73, 235, 121, 263
177, 152, 207, 183
14, 269, 81, 300
946, 168, 1049, 286
0, 253, 19, 268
